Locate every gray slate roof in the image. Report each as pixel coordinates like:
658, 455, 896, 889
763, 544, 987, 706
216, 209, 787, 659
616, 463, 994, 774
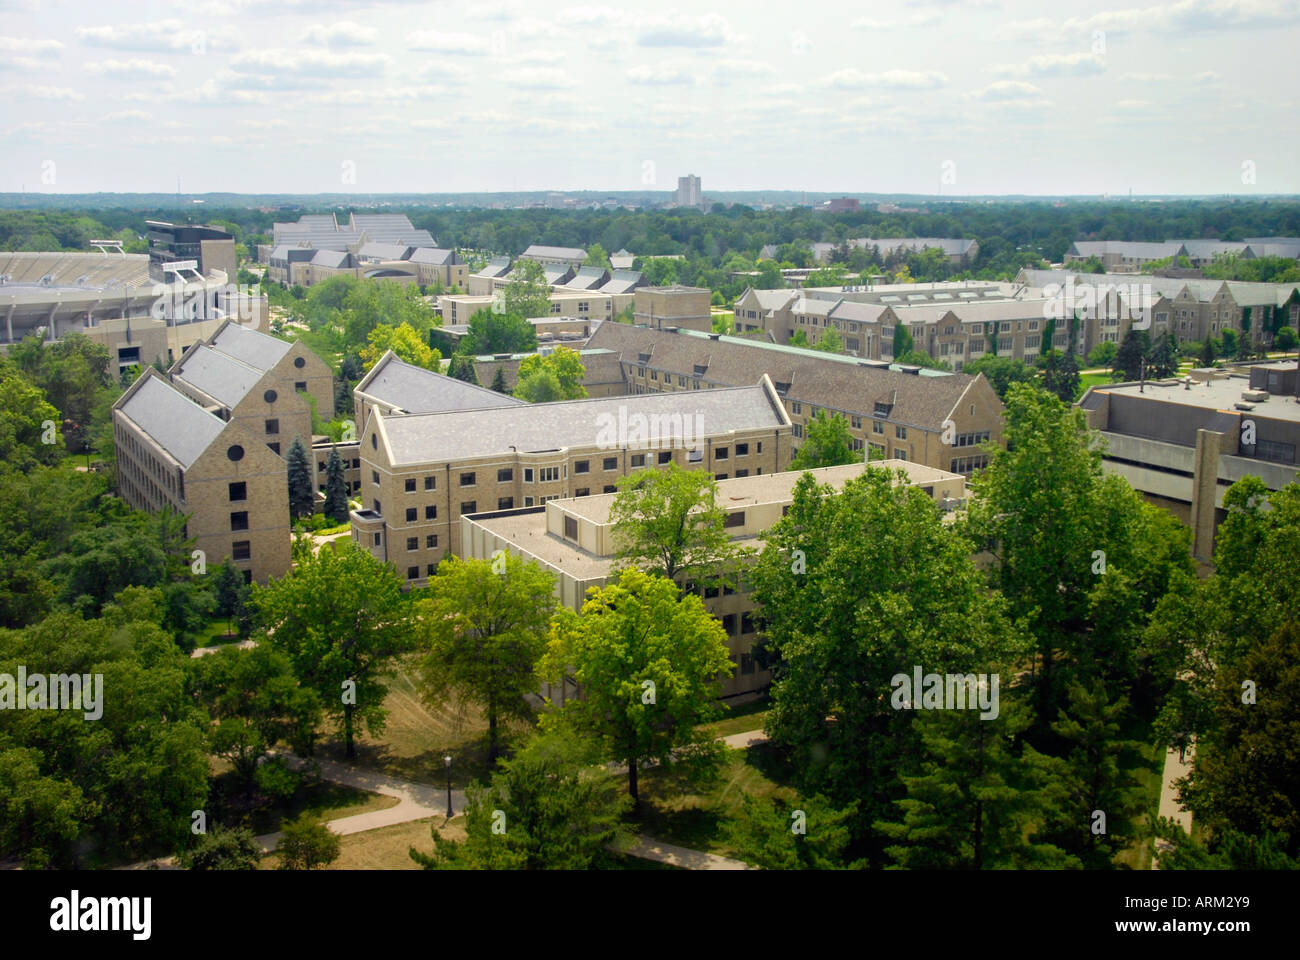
586, 322, 979, 430
408, 247, 459, 265
599, 269, 644, 294
563, 266, 610, 290
523, 244, 586, 261
310, 249, 352, 268
358, 352, 525, 414
208, 322, 293, 371
172, 344, 265, 407
380, 382, 786, 465
118, 373, 225, 468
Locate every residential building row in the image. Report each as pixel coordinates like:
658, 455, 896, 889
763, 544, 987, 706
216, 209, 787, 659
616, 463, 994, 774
1064, 238, 1300, 272
759, 237, 980, 266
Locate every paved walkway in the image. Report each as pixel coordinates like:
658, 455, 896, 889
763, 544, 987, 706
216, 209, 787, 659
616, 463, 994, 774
1152, 742, 1194, 869
190, 639, 256, 658
719, 728, 768, 750
624, 836, 753, 870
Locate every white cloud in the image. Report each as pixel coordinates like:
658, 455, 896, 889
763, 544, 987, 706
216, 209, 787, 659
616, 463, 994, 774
408, 31, 493, 55
85, 59, 176, 78
850, 11, 942, 29
993, 53, 1106, 77
102, 109, 153, 122
626, 64, 696, 85
0, 36, 63, 56
636, 12, 737, 48
75, 20, 208, 53
299, 22, 379, 47
2, 83, 83, 100
513, 49, 565, 64
1122, 72, 1172, 82
818, 68, 948, 90
467, 1, 517, 19
964, 80, 1041, 101
712, 60, 772, 84
230, 49, 391, 77
311, 85, 456, 105
502, 67, 577, 89
1064, 0, 1300, 35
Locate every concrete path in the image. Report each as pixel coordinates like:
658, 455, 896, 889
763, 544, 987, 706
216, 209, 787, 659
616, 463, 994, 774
719, 728, 769, 750
1152, 742, 1194, 869
624, 835, 754, 870
190, 639, 257, 658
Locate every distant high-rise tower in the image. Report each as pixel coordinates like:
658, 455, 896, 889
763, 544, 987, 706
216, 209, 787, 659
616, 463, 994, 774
675, 174, 702, 208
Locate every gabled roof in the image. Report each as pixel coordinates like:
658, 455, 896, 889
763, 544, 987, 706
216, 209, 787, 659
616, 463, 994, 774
358, 242, 412, 262
1068, 240, 1185, 260
586, 322, 983, 431
407, 247, 459, 265
599, 269, 644, 294
355, 351, 525, 414
543, 264, 576, 285
171, 343, 265, 408
114, 370, 226, 469
310, 248, 352, 268
562, 266, 609, 290
473, 256, 513, 278
522, 244, 586, 261
378, 380, 787, 465
207, 321, 292, 371
737, 287, 799, 313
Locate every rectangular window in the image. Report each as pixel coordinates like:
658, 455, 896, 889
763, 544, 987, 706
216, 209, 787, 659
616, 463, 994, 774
851, 416, 862, 430
426, 534, 438, 548
603, 457, 618, 471
896, 426, 907, 440
742, 612, 755, 634
228, 482, 247, 502
407, 566, 419, 580
524, 496, 535, 506
563, 515, 578, 540
657, 451, 672, 465
405, 507, 416, 522
524, 468, 534, 483
575, 488, 589, 497
230, 511, 249, 532
574, 460, 590, 474
372, 470, 380, 485
792, 424, 804, 438
373, 532, 382, 546
425, 505, 437, 519
296, 381, 307, 393
426, 563, 438, 576
630, 454, 646, 468
688, 449, 703, 463
461, 501, 477, 515
715, 472, 728, 480
873, 421, 884, 434
790, 402, 802, 415
424, 476, 436, 490
735, 468, 749, 477
724, 510, 745, 528
460, 472, 476, 487
405, 478, 417, 493
498, 497, 514, 510
740, 653, 755, 675
722, 613, 737, 635
715, 447, 729, 460
268, 442, 280, 455
265, 419, 279, 435
735, 442, 749, 456
232, 540, 251, 560
406, 537, 418, 551
497, 468, 513, 483
539, 466, 560, 483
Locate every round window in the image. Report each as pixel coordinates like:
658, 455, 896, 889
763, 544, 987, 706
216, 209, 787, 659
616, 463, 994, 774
294, 356, 306, 368
264, 389, 278, 403
227, 445, 245, 462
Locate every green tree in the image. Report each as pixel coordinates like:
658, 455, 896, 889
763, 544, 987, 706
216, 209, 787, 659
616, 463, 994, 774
513, 368, 562, 402
503, 259, 552, 319
178, 824, 262, 870
608, 461, 736, 585
1219, 329, 1238, 359
1040, 349, 1080, 403
1111, 328, 1150, 380
515, 346, 586, 401
892, 323, 914, 358
415, 553, 557, 763
962, 355, 1038, 400
1087, 341, 1118, 367
277, 813, 340, 870
1198, 335, 1217, 367
458, 308, 537, 356
286, 437, 314, 520
0, 747, 91, 870
490, 366, 509, 393
0, 362, 62, 472
252, 540, 418, 758
583, 243, 611, 270
1147, 331, 1180, 379
322, 446, 350, 523
749, 467, 1025, 858
723, 793, 860, 869
212, 558, 248, 636
360, 320, 441, 371
410, 730, 632, 870
447, 354, 481, 385
878, 695, 1075, 869
790, 410, 857, 470
541, 568, 733, 801
814, 326, 843, 353
1275, 326, 1298, 352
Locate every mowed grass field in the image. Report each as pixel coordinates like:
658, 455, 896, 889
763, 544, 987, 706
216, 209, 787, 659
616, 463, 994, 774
314, 655, 534, 789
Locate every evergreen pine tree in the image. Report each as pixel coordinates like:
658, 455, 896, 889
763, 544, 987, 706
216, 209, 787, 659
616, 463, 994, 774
490, 366, 509, 393
1198, 335, 1217, 367
323, 446, 350, 523
449, 355, 481, 385
286, 437, 315, 520
213, 558, 245, 636
1112, 329, 1150, 380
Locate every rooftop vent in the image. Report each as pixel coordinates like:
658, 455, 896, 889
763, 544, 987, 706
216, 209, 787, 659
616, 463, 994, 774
1241, 389, 1269, 402
1234, 401, 1255, 411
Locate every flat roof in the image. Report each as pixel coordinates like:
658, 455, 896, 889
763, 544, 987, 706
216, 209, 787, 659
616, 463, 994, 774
1095, 376, 1300, 424
469, 460, 962, 579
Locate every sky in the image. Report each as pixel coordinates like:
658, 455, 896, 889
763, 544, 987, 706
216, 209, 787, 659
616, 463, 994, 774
1, 0, 1298, 196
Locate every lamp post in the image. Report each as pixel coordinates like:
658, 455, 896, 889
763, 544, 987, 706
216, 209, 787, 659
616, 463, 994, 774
444, 754, 453, 818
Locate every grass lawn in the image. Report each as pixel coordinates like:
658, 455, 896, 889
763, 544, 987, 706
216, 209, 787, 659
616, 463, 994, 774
698, 695, 770, 739
1078, 370, 1119, 394
629, 741, 797, 859
314, 655, 529, 790
208, 769, 398, 836
191, 616, 243, 648
1114, 737, 1167, 870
